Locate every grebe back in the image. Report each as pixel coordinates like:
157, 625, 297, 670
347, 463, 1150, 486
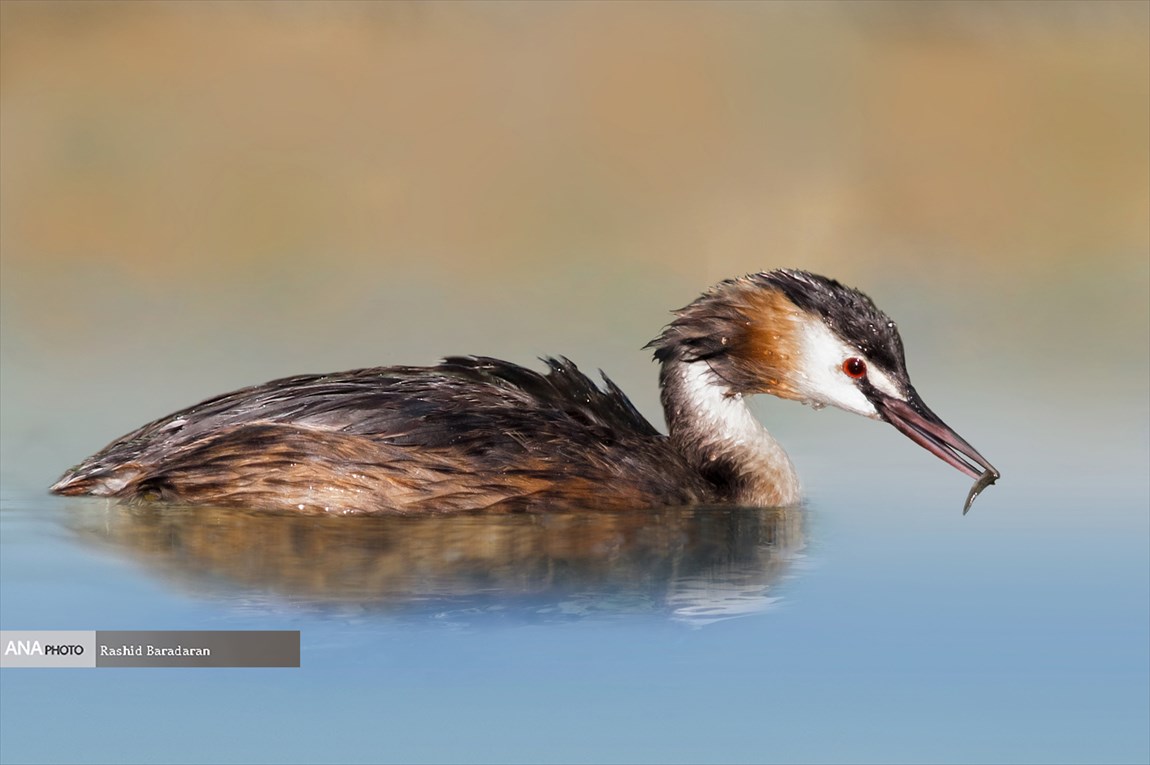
51, 270, 998, 514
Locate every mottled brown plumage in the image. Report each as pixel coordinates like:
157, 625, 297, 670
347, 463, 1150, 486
54, 357, 710, 513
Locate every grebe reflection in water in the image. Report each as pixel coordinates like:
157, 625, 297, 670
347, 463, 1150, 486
65, 502, 802, 624
52, 270, 998, 514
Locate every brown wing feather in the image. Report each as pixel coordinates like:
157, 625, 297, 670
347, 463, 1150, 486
52, 357, 711, 513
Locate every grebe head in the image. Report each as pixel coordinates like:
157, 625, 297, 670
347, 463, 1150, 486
650, 269, 998, 508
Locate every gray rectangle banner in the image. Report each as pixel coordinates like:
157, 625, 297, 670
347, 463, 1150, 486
1, 630, 299, 668
96, 631, 300, 667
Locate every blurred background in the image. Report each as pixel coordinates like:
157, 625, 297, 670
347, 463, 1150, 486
2, 1, 1147, 488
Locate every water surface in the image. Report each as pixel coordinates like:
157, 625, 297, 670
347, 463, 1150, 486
3, 400, 1147, 765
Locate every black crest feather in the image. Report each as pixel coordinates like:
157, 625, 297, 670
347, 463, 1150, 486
759, 269, 907, 374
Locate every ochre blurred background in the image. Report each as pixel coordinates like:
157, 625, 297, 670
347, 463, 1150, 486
1, 1, 1147, 486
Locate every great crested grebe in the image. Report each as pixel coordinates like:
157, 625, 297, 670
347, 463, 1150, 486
51, 270, 998, 515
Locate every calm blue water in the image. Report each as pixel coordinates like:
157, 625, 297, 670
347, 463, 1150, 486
2, 382, 1147, 764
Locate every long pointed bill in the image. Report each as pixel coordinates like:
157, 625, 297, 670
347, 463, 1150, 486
876, 393, 1000, 515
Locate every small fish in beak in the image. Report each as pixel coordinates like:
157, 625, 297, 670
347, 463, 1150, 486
875, 391, 1000, 514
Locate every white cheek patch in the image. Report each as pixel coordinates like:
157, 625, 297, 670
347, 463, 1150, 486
794, 321, 880, 417
867, 367, 905, 401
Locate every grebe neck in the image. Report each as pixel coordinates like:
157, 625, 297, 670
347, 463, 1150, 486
660, 359, 801, 507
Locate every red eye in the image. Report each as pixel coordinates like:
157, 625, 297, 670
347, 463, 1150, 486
842, 357, 867, 379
